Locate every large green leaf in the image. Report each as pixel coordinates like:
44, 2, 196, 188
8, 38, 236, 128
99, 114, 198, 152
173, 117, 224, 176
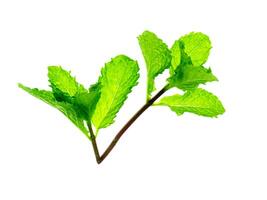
157, 88, 225, 117
92, 55, 139, 130
138, 31, 171, 100
179, 32, 211, 66
18, 83, 88, 135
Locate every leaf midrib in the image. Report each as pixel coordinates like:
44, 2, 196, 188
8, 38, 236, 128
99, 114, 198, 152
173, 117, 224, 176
165, 102, 213, 111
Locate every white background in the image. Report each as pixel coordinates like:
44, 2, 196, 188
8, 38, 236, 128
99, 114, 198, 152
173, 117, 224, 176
1, 0, 267, 199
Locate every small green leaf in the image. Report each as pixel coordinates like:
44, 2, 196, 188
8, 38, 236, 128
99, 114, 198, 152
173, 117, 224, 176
157, 88, 225, 117
48, 66, 86, 102
138, 31, 171, 100
92, 55, 139, 130
170, 40, 181, 75
168, 65, 217, 90
179, 32, 211, 66
74, 82, 101, 121
18, 83, 88, 135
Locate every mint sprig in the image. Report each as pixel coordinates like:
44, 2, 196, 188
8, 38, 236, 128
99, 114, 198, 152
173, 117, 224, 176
19, 30, 225, 164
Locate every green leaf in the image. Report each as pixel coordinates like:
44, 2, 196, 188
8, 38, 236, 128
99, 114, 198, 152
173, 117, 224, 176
74, 82, 101, 121
138, 31, 171, 100
18, 83, 88, 135
48, 66, 86, 102
168, 65, 218, 90
170, 40, 181, 75
157, 88, 225, 117
92, 55, 139, 130
179, 32, 211, 66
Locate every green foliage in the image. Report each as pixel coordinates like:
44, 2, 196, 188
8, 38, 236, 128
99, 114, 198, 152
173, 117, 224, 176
19, 30, 225, 150
168, 65, 218, 90
155, 31, 224, 118
74, 83, 101, 121
48, 66, 86, 102
19, 55, 139, 138
168, 32, 215, 90
92, 55, 139, 130
158, 88, 225, 117
18, 84, 89, 135
170, 40, 181, 75
179, 32, 211, 66
138, 31, 171, 100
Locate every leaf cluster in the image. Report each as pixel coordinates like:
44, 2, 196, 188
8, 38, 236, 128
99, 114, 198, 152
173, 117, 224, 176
19, 55, 139, 139
138, 31, 225, 117
19, 31, 225, 140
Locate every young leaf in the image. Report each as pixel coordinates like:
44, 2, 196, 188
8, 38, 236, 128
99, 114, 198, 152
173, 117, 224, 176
168, 65, 218, 90
179, 32, 211, 66
18, 84, 88, 135
92, 55, 139, 130
138, 31, 171, 100
48, 66, 86, 102
74, 83, 101, 121
157, 88, 225, 117
170, 40, 181, 75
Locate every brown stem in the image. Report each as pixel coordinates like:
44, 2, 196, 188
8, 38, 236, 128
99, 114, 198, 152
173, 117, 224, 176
93, 84, 169, 164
